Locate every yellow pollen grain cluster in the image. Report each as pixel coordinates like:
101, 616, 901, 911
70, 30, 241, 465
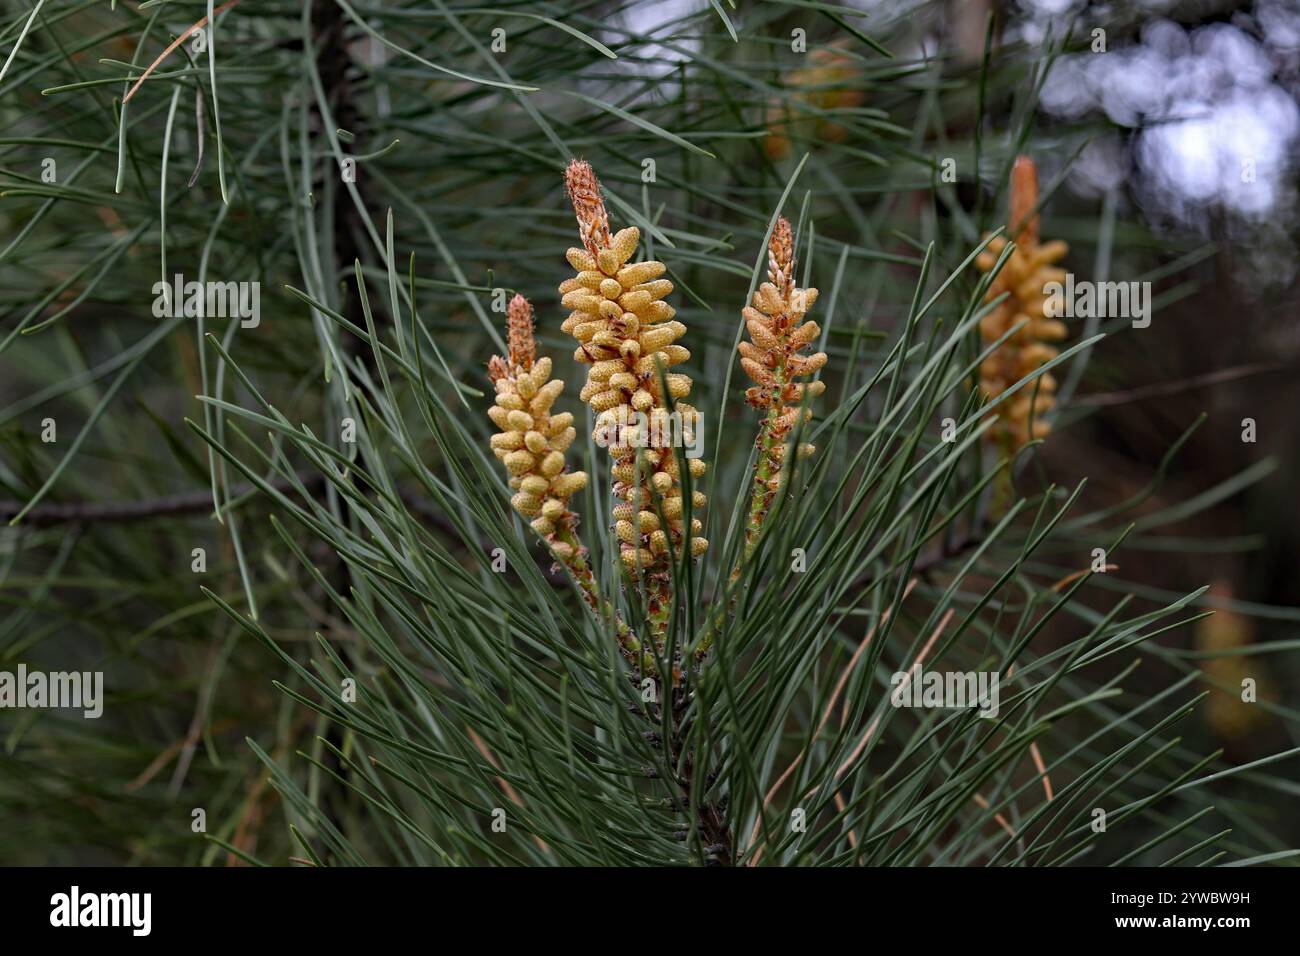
740, 216, 828, 490
561, 160, 708, 577
488, 294, 588, 556
973, 155, 1069, 449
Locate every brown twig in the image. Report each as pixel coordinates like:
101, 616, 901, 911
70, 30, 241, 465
122, 0, 243, 105
746, 581, 921, 865
0, 474, 322, 526
835, 609, 955, 780
467, 726, 550, 854
1029, 740, 1054, 802
1076, 361, 1286, 407
972, 793, 1017, 837
1051, 564, 1117, 593
1, 476, 569, 586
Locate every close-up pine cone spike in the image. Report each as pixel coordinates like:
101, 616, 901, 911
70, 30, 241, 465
740, 216, 828, 548
487, 294, 590, 555
973, 155, 1070, 449
490, 295, 643, 662
559, 160, 709, 588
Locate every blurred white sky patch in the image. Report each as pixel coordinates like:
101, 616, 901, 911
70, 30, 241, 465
1019, 0, 1085, 16
620, 0, 706, 72
1141, 86, 1299, 218
1035, 11, 1300, 226
1257, 0, 1300, 48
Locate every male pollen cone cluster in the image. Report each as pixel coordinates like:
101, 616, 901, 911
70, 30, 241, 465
740, 216, 827, 540
764, 42, 865, 161
559, 160, 708, 579
487, 294, 588, 556
973, 155, 1069, 449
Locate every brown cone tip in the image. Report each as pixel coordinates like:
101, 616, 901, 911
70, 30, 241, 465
507, 293, 536, 370
564, 159, 611, 255
1009, 155, 1040, 246
768, 216, 795, 298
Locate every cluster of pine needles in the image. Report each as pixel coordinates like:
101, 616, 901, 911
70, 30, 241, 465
1, 0, 1296, 867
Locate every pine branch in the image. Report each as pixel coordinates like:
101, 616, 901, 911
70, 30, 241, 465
0, 479, 569, 586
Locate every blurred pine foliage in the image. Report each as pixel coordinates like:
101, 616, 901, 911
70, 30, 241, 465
0, 0, 1296, 866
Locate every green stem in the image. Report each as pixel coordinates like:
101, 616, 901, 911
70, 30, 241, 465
741, 402, 786, 557
696, 365, 790, 659
991, 429, 1015, 518
550, 525, 641, 658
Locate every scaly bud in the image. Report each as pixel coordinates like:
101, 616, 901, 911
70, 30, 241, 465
507, 294, 536, 371
565, 159, 612, 258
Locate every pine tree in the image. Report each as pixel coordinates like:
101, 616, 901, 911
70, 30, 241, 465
1, 0, 1296, 867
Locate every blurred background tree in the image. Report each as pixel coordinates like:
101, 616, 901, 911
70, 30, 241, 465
0, 0, 1297, 865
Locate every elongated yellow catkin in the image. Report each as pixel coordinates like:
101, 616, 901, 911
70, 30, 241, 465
973, 155, 1069, 450
487, 295, 589, 554
487, 296, 643, 660
560, 160, 708, 593
739, 216, 827, 547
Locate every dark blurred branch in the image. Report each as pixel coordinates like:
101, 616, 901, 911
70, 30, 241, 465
1078, 361, 1286, 407
0, 476, 320, 526
913, 530, 981, 578
0, 477, 566, 585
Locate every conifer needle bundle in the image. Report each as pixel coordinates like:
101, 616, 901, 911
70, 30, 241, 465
9, 0, 1294, 876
